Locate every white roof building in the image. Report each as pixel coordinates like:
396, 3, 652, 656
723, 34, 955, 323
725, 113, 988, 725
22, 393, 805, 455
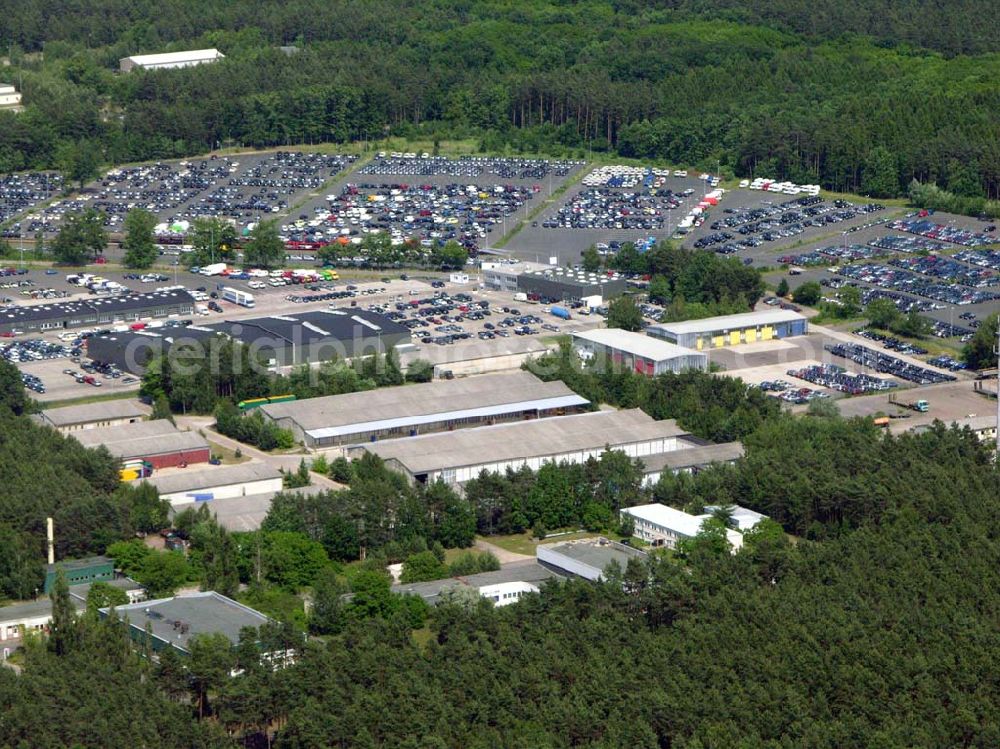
0, 83, 22, 110
621, 503, 744, 551
571, 328, 707, 375
120, 49, 225, 73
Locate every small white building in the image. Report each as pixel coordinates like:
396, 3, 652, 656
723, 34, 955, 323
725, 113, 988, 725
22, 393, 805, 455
572, 328, 707, 375
703, 504, 769, 532
0, 597, 86, 659
478, 581, 539, 606
0, 84, 22, 111
621, 503, 744, 551
119, 49, 225, 73
480, 260, 549, 293
136, 463, 284, 507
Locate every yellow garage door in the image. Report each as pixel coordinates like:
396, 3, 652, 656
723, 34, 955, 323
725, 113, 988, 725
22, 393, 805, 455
761, 326, 774, 341
712, 335, 725, 348
744, 328, 757, 343
729, 330, 742, 346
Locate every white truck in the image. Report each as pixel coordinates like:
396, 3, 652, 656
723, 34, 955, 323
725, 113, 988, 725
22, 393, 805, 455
200, 263, 228, 276
221, 286, 255, 308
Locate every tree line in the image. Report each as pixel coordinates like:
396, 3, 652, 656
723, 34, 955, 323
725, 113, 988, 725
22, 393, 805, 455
1, 3, 1000, 204
4, 412, 999, 748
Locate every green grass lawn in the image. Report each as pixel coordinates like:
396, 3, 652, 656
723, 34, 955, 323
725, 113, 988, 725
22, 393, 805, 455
205, 440, 251, 465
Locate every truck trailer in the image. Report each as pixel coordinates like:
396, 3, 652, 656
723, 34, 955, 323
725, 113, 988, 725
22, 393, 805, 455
221, 286, 255, 307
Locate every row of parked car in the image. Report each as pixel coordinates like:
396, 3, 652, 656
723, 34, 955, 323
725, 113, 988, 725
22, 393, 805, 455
840, 263, 1000, 306
359, 155, 579, 179
0, 173, 63, 231
1, 339, 76, 363
825, 343, 957, 385
788, 364, 895, 395
543, 186, 688, 231
855, 329, 928, 356
20, 371, 45, 394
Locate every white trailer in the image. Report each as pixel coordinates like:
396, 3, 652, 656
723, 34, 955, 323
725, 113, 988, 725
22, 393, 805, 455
221, 286, 255, 307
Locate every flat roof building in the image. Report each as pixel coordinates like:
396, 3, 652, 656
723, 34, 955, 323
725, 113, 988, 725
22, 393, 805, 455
1, 597, 86, 658
481, 260, 550, 293
87, 309, 408, 373
647, 309, 807, 350
537, 538, 648, 581
517, 267, 628, 301
703, 504, 769, 532
173, 485, 329, 533
0, 289, 195, 334
621, 503, 743, 551
44, 556, 115, 593
263, 371, 590, 448
72, 420, 211, 469
102, 591, 274, 656
391, 560, 562, 605
0, 83, 23, 111
205, 308, 411, 367
137, 463, 284, 507
641, 441, 744, 485
120, 49, 225, 73
35, 400, 147, 433
572, 328, 707, 375
354, 408, 691, 485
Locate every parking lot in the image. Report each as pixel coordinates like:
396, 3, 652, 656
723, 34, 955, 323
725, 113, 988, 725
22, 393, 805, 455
0, 172, 64, 233
504, 167, 709, 265
6, 151, 358, 239
282, 177, 541, 255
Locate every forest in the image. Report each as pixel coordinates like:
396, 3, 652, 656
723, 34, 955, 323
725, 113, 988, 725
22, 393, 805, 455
3, 418, 1000, 747
4, 334, 1000, 745
1, 0, 1000, 201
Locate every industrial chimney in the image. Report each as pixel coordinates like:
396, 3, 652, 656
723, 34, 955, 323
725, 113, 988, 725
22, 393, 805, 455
46, 517, 55, 565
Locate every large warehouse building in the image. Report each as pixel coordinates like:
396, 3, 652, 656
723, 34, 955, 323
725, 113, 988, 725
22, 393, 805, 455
262, 371, 590, 448
205, 309, 410, 367
35, 400, 147, 433
517, 267, 627, 301
646, 309, 808, 350
72, 420, 211, 469
352, 409, 693, 485
87, 309, 409, 373
0, 289, 195, 335
119, 49, 225, 73
571, 328, 707, 375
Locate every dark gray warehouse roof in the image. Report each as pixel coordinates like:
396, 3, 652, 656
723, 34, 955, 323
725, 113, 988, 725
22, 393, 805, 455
206, 308, 409, 345
0, 289, 195, 325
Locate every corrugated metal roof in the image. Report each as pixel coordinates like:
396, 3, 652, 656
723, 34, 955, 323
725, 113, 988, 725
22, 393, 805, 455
364, 409, 687, 474
572, 328, 703, 362
648, 308, 806, 336
640, 441, 744, 472
136, 462, 281, 495
264, 371, 584, 431
307, 393, 588, 440
73, 420, 209, 459
40, 399, 147, 427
